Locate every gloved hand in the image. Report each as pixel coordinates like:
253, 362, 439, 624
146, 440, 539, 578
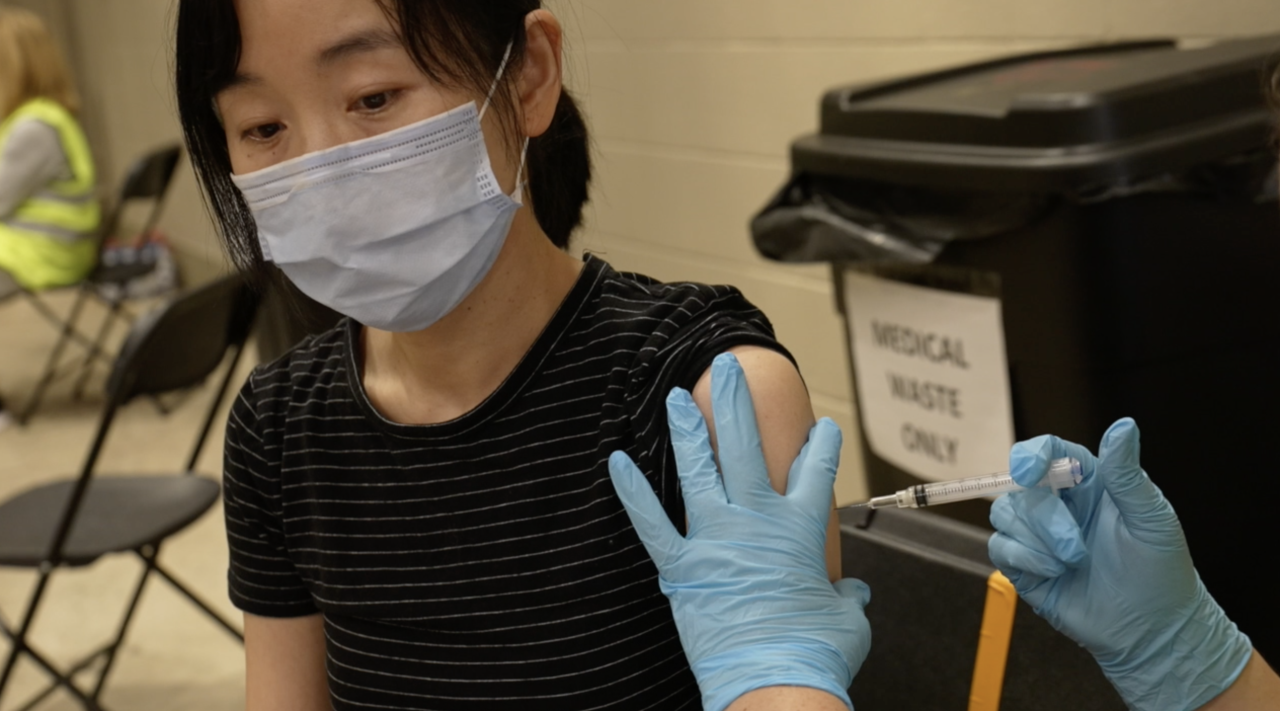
609, 353, 871, 711
988, 418, 1253, 711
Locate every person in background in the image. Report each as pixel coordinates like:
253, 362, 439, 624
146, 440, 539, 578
610, 356, 1279, 711
0, 6, 101, 432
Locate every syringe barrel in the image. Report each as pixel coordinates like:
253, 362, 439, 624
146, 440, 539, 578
903, 458, 1082, 508
908, 473, 1022, 508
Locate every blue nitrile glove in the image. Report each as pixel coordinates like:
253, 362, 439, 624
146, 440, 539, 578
988, 418, 1253, 711
608, 354, 871, 711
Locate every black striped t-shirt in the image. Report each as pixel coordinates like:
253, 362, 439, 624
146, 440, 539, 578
222, 256, 793, 711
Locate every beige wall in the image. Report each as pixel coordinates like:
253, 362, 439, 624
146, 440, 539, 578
16, 0, 1280, 502
552, 1, 1280, 503
73, 0, 230, 284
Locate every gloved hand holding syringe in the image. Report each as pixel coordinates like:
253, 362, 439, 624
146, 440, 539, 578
845, 457, 1083, 510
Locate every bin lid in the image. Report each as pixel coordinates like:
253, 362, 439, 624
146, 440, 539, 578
794, 36, 1280, 191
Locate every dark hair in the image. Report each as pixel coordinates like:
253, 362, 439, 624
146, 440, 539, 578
174, 0, 592, 278
1270, 61, 1280, 151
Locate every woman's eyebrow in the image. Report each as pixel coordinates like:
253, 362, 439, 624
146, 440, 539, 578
222, 72, 262, 92
213, 28, 402, 99
317, 28, 401, 66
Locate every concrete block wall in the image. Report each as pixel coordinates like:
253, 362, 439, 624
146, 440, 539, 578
14, 0, 1280, 502
552, 0, 1280, 503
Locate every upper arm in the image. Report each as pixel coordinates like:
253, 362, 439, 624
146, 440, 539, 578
691, 346, 843, 580
245, 613, 329, 711
0, 120, 68, 219
229, 385, 329, 709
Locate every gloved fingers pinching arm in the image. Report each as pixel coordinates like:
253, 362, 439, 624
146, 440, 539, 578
608, 353, 871, 711
708, 354, 775, 510
665, 387, 730, 532
607, 451, 684, 570
785, 418, 842, 525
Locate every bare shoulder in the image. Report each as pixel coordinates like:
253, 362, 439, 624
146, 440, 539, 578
691, 347, 812, 479
689, 347, 842, 580
690, 346, 813, 494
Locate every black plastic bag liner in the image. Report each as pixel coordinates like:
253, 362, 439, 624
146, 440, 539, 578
752, 174, 947, 264
752, 173, 1056, 264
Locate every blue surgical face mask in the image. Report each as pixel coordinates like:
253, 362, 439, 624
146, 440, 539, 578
230, 45, 528, 333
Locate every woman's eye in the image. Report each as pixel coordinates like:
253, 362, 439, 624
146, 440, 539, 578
357, 91, 396, 112
244, 123, 283, 142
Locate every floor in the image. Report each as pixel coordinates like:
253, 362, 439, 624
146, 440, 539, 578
0, 289, 249, 710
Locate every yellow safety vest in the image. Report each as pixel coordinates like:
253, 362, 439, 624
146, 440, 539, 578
0, 98, 100, 290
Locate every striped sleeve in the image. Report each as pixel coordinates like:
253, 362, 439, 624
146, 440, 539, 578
222, 375, 318, 618
639, 283, 796, 413
621, 281, 797, 529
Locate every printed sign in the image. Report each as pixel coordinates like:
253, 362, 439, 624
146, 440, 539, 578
843, 270, 1015, 483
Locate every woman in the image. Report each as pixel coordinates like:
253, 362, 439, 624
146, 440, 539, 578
174, 1, 840, 708
0, 6, 100, 430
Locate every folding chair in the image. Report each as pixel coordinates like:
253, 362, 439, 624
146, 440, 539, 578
0, 273, 256, 711
841, 506, 1125, 710
17, 145, 184, 425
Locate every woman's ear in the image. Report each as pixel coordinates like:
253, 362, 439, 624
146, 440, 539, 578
519, 9, 563, 140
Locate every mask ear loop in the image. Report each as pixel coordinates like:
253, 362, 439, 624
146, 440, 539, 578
512, 136, 531, 204
480, 40, 531, 203
479, 41, 517, 121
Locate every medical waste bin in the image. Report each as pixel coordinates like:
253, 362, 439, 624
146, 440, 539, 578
840, 506, 1125, 710
754, 36, 1280, 660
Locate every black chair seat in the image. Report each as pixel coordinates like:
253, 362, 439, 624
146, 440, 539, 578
0, 476, 220, 568
91, 261, 155, 286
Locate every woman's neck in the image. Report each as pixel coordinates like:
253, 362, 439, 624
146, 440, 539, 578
360, 210, 583, 425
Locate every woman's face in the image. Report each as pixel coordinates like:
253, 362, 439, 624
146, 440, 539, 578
216, 0, 480, 176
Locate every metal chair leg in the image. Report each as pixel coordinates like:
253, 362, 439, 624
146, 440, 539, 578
72, 296, 123, 401
0, 642, 106, 711
0, 570, 54, 698
18, 288, 90, 425
91, 544, 159, 701
11, 644, 112, 711
150, 562, 244, 642
22, 291, 119, 358
0, 570, 107, 711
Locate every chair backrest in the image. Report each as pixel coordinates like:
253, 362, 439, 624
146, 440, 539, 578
120, 146, 183, 202
104, 272, 258, 405
97, 145, 183, 245
43, 272, 259, 568
841, 507, 1125, 711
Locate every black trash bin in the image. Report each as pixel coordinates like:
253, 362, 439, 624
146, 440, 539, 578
754, 36, 1280, 661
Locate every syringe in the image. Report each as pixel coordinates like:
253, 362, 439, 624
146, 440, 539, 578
847, 458, 1083, 510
